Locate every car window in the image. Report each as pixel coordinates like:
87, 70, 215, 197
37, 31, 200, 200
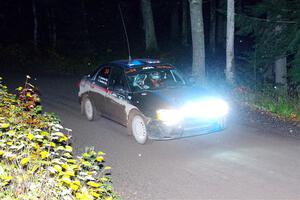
127, 69, 186, 92
109, 67, 127, 90
96, 66, 111, 86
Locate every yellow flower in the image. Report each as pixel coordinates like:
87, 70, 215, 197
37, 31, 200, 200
105, 197, 113, 200
20, 157, 30, 166
82, 152, 90, 158
75, 192, 93, 200
65, 145, 72, 152
104, 166, 111, 170
96, 156, 104, 162
64, 153, 72, 158
61, 176, 71, 185
40, 151, 49, 159
65, 170, 75, 177
90, 191, 100, 198
1, 175, 13, 182
6, 141, 13, 146
52, 132, 65, 137
41, 131, 49, 137
100, 177, 108, 182
73, 180, 81, 186
50, 142, 56, 147
67, 159, 76, 164
70, 183, 79, 191
82, 161, 92, 167
98, 151, 106, 156
62, 163, 70, 170
17, 86, 23, 91
54, 165, 62, 173
27, 133, 34, 141
1, 123, 10, 129
59, 135, 68, 142
87, 181, 101, 188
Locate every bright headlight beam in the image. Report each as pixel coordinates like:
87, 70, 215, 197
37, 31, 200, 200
156, 109, 183, 126
182, 98, 229, 119
156, 98, 229, 126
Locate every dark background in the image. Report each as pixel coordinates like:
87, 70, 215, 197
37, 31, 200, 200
0, 0, 230, 74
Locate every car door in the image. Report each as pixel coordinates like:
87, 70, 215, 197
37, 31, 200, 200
90, 66, 111, 116
105, 66, 128, 125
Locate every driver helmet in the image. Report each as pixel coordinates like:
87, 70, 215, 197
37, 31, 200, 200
150, 71, 161, 81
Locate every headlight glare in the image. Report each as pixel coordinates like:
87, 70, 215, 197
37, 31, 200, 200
156, 109, 183, 126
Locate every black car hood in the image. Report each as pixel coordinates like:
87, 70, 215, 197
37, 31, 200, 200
131, 86, 214, 118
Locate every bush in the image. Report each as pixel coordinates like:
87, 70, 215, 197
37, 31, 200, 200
234, 85, 300, 121
0, 76, 119, 200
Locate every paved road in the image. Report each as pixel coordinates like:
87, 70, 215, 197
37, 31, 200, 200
5, 75, 300, 200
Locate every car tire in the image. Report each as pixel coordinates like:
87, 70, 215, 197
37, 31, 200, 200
82, 95, 97, 121
128, 110, 148, 144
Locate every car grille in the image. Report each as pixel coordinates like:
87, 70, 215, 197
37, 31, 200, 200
183, 118, 217, 131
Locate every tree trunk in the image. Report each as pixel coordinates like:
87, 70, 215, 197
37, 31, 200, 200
226, 0, 235, 84
216, 0, 225, 49
275, 57, 287, 86
181, 0, 188, 46
170, 2, 180, 43
209, 0, 216, 54
47, 6, 57, 51
140, 0, 158, 52
32, 0, 38, 51
189, 0, 205, 83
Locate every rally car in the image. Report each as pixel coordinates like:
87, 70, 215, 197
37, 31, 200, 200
78, 59, 229, 144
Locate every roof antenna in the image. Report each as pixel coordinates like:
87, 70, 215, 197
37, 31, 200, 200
118, 4, 132, 63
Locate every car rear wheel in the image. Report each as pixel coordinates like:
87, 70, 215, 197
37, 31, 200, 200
82, 96, 96, 121
128, 111, 148, 144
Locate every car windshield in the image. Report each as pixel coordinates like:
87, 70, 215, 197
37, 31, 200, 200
127, 68, 186, 92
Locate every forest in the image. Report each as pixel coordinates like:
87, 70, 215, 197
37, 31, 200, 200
0, 0, 300, 118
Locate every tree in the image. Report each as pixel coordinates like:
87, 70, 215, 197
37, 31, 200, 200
45, 1, 57, 51
216, 0, 226, 50
181, 0, 189, 46
226, 0, 235, 84
189, 0, 205, 83
170, 1, 180, 43
209, 0, 216, 54
140, 0, 158, 52
236, 0, 300, 85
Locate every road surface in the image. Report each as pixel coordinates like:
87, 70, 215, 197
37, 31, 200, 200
5, 75, 300, 200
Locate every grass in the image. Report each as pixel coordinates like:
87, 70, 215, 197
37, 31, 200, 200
234, 85, 300, 121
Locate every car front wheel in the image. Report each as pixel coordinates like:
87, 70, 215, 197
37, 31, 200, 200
129, 111, 148, 144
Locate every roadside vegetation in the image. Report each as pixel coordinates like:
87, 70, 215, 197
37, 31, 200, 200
0, 76, 119, 200
234, 85, 300, 122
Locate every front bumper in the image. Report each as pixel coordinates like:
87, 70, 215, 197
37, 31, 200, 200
147, 117, 226, 140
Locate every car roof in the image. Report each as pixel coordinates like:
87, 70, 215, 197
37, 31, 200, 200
110, 58, 162, 69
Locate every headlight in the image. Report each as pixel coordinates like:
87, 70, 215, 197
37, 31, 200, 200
156, 109, 183, 126
182, 98, 229, 119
